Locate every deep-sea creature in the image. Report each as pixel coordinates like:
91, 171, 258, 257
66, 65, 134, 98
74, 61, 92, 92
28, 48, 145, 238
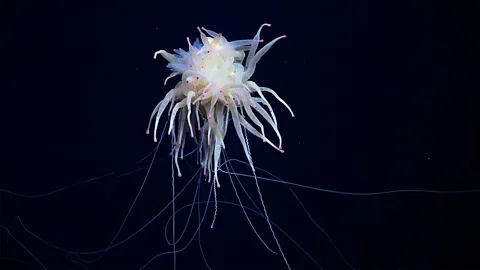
147, 24, 294, 188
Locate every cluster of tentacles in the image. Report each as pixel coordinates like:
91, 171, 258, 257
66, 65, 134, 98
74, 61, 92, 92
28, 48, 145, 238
147, 24, 294, 187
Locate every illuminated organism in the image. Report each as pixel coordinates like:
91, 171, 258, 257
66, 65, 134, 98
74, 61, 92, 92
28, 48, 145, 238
147, 24, 294, 188
146, 23, 295, 269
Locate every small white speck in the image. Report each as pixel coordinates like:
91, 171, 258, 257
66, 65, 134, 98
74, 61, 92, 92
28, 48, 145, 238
427, 157, 430, 160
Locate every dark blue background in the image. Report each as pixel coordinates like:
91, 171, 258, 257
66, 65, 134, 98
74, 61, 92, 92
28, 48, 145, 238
1, 0, 479, 269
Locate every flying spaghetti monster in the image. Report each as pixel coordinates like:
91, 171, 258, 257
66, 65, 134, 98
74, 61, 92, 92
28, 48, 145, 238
146, 24, 294, 187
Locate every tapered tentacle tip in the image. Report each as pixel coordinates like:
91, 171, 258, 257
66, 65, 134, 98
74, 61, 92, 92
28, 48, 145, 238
178, 173, 182, 177
154, 138, 157, 143
145, 130, 150, 135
